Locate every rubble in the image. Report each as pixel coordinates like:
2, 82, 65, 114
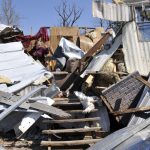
0, 0, 150, 149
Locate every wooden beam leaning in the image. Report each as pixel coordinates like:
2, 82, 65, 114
60, 32, 111, 91
42, 127, 101, 134
81, 33, 110, 62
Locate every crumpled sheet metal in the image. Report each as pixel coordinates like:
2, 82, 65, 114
59, 37, 85, 59
122, 21, 150, 76
0, 42, 53, 93
92, 0, 132, 21
88, 117, 150, 150
81, 34, 122, 77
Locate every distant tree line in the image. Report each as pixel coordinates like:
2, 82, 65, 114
0, 0, 21, 26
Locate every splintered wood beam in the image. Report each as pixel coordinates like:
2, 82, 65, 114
40, 139, 101, 146
135, 76, 150, 88
43, 117, 100, 124
42, 127, 101, 134
81, 33, 110, 62
112, 105, 150, 116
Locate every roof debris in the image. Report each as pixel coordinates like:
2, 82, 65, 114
0, 0, 150, 149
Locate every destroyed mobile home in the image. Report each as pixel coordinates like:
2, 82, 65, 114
0, 0, 150, 149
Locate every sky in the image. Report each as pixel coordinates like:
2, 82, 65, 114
10, 0, 97, 35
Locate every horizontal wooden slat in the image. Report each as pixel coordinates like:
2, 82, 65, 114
41, 139, 101, 146
42, 127, 101, 134
66, 109, 98, 113
53, 102, 81, 106
53, 98, 78, 101
43, 117, 100, 124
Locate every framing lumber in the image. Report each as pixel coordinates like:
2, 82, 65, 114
41, 139, 101, 146
42, 127, 101, 134
66, 109, 98, 113
43, 117, 100, 124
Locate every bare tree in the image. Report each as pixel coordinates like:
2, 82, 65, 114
55, 0, 83, 27
0, 0, 20, 26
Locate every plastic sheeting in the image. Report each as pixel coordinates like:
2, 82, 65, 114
59, 37, 85, 59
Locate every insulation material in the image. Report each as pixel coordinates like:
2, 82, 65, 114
74, 91, 96, 113
122, 21, 150, 76
80, 27, 104, 52
92, 0, 132, 21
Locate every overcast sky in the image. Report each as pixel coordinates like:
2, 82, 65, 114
11, 0, 96, 34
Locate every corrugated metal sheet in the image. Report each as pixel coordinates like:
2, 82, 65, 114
122, 21, 150, 76
0, 42, 53, 93
81, 34, 122, 77
88, 117, 150, 150
92, 0, 132, 21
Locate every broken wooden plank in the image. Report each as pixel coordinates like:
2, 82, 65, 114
43, 117, 100, 124
30, 102, 71, 118
42, 127, 101, 134
41, 139, 101, 146
111, 105, 150, 116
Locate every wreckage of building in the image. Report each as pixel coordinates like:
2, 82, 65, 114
0, 0, 150, 150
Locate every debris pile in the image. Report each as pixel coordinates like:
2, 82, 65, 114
0, 0, 150, 150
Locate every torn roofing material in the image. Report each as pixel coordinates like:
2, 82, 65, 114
92, 0, 132, 21
0, 41, 53, 93
122, 21, 150, 76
